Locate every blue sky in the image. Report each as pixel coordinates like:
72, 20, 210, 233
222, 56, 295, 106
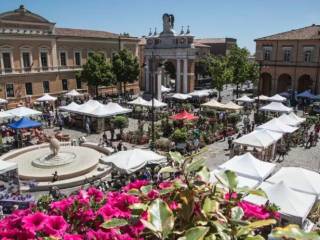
1, 0, 320, 53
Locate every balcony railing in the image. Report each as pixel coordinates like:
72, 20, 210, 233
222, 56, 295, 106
0, 66, 82, 75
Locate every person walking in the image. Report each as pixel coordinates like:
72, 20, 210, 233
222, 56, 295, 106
306, 132, 314, 149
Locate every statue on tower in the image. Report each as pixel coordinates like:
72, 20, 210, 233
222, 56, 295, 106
162, 13, 175, 35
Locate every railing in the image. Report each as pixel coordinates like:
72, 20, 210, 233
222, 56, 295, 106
0, 66, 83, 75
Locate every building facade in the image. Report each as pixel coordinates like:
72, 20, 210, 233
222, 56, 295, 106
255, 24, 320, 96
194, 38, 237, 56
0, 5, 139, 108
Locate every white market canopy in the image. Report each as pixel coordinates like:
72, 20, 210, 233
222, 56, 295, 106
161, 85, 171, 93
59, 102, 81, 112
257, 118, 298, 133
236, 95, 254, 103
260, 102, 293, 113
218, 152, 276, 181
201, 99, 225, 109
36, 93, 57, 102
0, 111, 13, 119
245, 181, 316, 222
5, 107, 42, 118
128, 97, 150, 107
267, 94, 286, 102
148, 98, 167, 108
277, 114, 300, 127
190, 89, 213, 97
0, 98, 8, 104
172, 93, 192, 100
233, 129, 283, 148
266, 167, 320, 196
288, 112, 306, 124
100, 149, 167, 174
254, 95, 270, 101
210, 170, 260, 189
65, 89, 84, 97
0, 160, 17, 174
223, 101, 243, 111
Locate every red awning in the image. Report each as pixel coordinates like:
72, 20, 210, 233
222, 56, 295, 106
170, 110, 199, 121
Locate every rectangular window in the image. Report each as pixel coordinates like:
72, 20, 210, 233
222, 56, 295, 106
264, 49, 271, 61
25, 82, 33, 95
75, 52, 81, 66
43, 81, 50, 93
60, 52, 67, 66
76, 78, 82, 89
40, 52, 48, 70
284, 49, 291, 62
2, 52, 12, 73
6, 83, 14, 97
22, 52, 31, 71
62, 79, 68, 91
304, 50, 312, 63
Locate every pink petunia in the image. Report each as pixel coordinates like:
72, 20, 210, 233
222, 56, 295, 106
169, 201, 180, 210
22, 212, 48, 234
122, 180, 149, 191
238, 201, 271, 220
43, 215, 68, 237
147, 190, 159, 200
50, 198, 74, 213
158, 181, 172, 189
87, 187, 104, 202
64, 233, 84, 240
224, 192, 238, 201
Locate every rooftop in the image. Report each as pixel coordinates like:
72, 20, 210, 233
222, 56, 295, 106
195, 38, 237, 44
256, 24, 320, 41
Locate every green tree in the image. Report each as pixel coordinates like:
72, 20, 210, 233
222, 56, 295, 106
195, 57, 209, 81
207, 55, 233, 98
112, 48, 140, 95
76, 53, 113, 96
227, 46, 258, 97
112, 115, 129, 137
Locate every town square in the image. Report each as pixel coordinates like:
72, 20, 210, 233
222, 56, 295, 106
0, 1, 319, 239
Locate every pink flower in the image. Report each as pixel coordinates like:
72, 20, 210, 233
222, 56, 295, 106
238, 201, 270, 220
50, 198, 74, 213
147, 190, 159, 200
169, 201, 180, 210
159, 181, 172, 189
43, 215, 68, 237
64, 233, 83, 240
224, 192, 238, 201
123, 180, 149, 191
22, 212, 48, 234
87, 187, 104, 202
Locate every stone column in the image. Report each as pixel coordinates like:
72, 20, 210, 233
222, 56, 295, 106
51, 39, 58, 69
176, 59, 181, 92
145, 57, 150, 92
157, 67, 162, 100
183, 58, 188, 93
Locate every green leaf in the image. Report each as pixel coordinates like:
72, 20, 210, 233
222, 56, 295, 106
245, 235, 265, 240
205, 234, 217, 240
178, 226, 209, 240
248, 219, 276, 229
270, 224, 320, 240
158, 166, 179, 175
140, 185, 153, 195
101, 218, 128, 229
202, 197, 219, 217
159, 188, 175, 195
231, 206, 244, 221
237, 187, 267, 198
146, 198, 174, 238
185, 158, 207, 173
215, 170, 238, 191
196, 167, 210, 182
127, 189, 141, 196
129, 203, 148, 211
169, 151, 184, 164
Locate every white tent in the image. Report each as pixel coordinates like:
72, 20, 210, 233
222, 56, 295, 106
210, 170, 260, 189
267, 94, 286, 102
36, 93, 57, 102
100, 149, 167, 174
147, 98, 167, 108
277, 114, 300, 127
245, 181, 316, 224
233, 129, 283, 148
288, 112, 305, 124
266, 167, 320, 196
0, 111, 13, 119
218, 152, 276, 181
190, 89, 212, 97
99, 102, 132, 117
0, 160, 17, 174
257, 118, 298, 133
201, 99, 225, 109
0, 98, 8, 104
236, 95, 254, 103
5, 107, 42, 118
254, 95, 270, 101
223, 101, 243, 111
59, 102, 81, 112
260, 102, 293, 113
172, 93, 192, 100
65, 89, 83, 97
161, 85, 171, 93
128, 97, 150, 107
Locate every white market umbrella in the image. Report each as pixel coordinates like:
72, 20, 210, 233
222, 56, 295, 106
59, 102, 81, 112
236, 95, 254, 103
245, 181, 316, 222
218, 152, 276, 181
266, 167, 320, 196
201, 99, 225, 109
161, 85, 171, 93
36, 93, 57, 102
190, 90, 212, 98
233, 129, 283, 148
128, 97, 150, 107
257, 118, 298, 133
100, 149, 166, 174
0, 98, 8, 104
260, 102, 293, 113
254, 95, 269, 101
0, 160, 17, 174
147, 98, 167, 108
288, 112, 305, 124
5, 107, 42, 118
65, 89, 83, 97
223, 101, 243, 111
172, 93, 192, 100
277, 114, 300, 127
267, 94, 286, 102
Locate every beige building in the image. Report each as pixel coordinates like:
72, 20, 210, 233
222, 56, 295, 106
0, 5, 139, 108
255, 24, 320, 96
